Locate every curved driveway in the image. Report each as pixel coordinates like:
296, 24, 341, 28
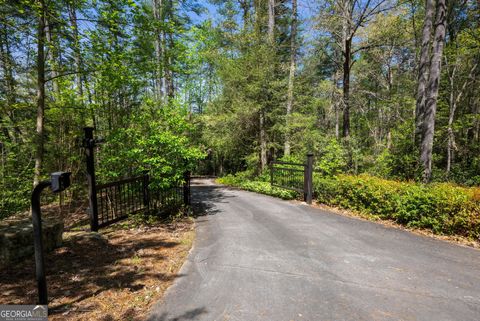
149, 179, 480, 321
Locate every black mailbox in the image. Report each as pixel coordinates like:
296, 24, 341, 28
50, 172, 71, 193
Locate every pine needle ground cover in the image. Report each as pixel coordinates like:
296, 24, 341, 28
0, 214, 194, 321
218, 173, 480, 241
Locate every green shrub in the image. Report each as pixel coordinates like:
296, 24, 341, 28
315, 174, 480, 238
217, 174, 298, 200
218, 171, 480, 239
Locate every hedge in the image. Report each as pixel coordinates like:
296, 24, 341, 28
217, 172, 480, 239
314, 174, 480, 238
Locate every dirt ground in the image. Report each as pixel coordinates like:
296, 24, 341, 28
0, 209, 195, 321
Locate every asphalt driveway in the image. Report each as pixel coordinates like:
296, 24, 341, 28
148, 179, 480, 321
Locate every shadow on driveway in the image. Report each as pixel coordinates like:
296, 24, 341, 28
190, 180, 235, 219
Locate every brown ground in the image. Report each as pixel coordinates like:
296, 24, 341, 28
0, 209, 195, 321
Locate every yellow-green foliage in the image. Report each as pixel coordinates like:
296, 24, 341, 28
315, 174, 480, 238
217, 175, 298, 200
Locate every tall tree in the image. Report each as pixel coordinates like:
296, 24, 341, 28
34, 0, 46, 186
324, 0, 392, 138
67, 0, 84, 98
258, 0, 275, 170
415, 0, 435, 138
284, 0, 297, 156
420, 0, 447, 182
152, 0, 165, 101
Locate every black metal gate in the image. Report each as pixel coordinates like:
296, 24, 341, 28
83, 127, 191, 231
270, 153, 313, 204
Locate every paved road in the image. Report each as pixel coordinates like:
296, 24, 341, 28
148, 179, 480, 321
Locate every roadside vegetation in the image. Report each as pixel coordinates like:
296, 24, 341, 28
218, 173, 297, 200
218, 172, 480, 241
1, 0, 480, 312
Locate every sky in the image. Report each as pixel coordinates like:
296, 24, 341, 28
187, 0, 319, 42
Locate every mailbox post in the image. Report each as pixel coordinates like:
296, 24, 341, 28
31, 172, 71, 305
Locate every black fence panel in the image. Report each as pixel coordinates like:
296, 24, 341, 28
270, 153, 314, 204
270, 164, 305, 193
149, 185, 185, 218
96, 176, 147, 228
83, 126, 191, 230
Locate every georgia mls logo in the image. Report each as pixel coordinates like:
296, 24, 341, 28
0, 305, 48, 321
32, 306, 47, 318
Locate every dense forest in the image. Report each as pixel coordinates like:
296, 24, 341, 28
1, 0, 479, 218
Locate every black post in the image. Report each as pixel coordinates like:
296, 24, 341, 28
31, 180, 52, 305
143, 172, 150, 210
304, 153, 314, 204
270, 162, 274, 187
183, 170, 191, 206
84, 127, 99, 232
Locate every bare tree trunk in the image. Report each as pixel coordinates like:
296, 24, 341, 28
446, 63, 456, 175
415, 0, 435, 138
284, 0, 297, 156
34, 0, 46, 186
268, 0, 275, 43
446, 61, 477, 174
0, 29, 12, 140
260, 111, 267, 170
166, 32, 175, 98
45, 16, 60, 96
257, 0, 274, 171
68, 2, 84, 98
474, 101, 480, 142
152, 0, 164, 101
342, 37, 352, 138
341, 0, 352, 138
420, 0, 447, 183
0, 27, 15, 110
0, 24, 23, 142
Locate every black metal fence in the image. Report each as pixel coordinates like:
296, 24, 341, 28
270, 153, 314, 204
96, 175, 148, 228
83, 127, 191, 231
270, 161, 305, 192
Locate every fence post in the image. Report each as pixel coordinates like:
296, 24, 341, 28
304, 153, 314, 204
270, 162, 274, 187
143, 172, 150, 211
83, 127, 99, 232
183, 170, 191, 206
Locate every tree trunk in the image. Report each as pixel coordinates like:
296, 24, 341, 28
341, 0, 352, 138
0, 23, 23, 142
342, 37, 352, 138
34, 0, 46, 186
420, 0, 447, 183
166, 32, 175, 98
257, 0, 274, 171
446, 64, 456, 175
45, 15, 60, 96
0, 26, 15, 110
238, 0, 250, 28
260, 110, 267, 170
284, 0, 297, 156
68, 2, 84, 98
446, 61, 477, 174
415, 0, 435, 138
152, 0, 164, 101
268, 0, 275, 43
